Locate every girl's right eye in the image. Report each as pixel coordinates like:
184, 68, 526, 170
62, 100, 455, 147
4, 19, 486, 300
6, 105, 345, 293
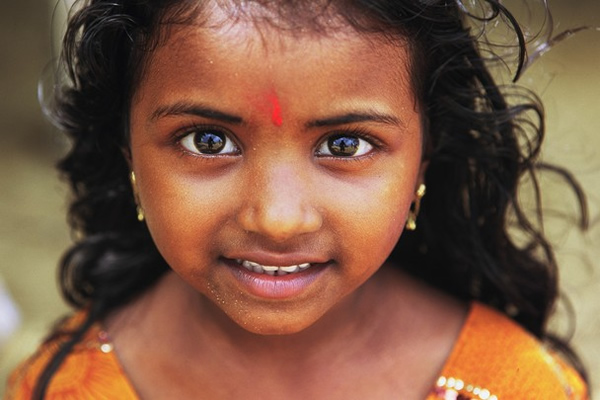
179, 128, 240, 155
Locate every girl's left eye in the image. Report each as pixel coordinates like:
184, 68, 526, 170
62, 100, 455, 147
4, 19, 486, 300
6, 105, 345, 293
316, 134, 374, 157
179, 128, 240, 155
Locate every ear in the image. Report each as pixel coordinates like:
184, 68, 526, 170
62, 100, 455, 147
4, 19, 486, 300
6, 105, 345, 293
417, 115, 431, 191
122, 146, 133, 169
416, 158, 429, 193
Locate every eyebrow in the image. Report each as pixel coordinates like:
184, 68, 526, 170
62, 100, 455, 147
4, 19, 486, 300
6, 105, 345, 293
150, 101, 403, 129
306, 112, 404, 129
150, 102, 244, 124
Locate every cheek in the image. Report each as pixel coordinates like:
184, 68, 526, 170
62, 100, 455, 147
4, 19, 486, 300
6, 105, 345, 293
361, 182, 411, 247
137, 171, 235, 268
325, 172, 414, 266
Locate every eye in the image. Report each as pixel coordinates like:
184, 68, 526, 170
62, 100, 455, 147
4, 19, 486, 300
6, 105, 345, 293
180, 128, 239, 155
316, 134, 374, 157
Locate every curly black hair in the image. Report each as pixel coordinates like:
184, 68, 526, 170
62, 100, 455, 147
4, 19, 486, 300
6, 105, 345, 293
34, 0, 588, 397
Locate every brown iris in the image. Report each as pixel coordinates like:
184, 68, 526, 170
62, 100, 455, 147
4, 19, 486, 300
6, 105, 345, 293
328, 135, 360, 156
194, 131, 226, 154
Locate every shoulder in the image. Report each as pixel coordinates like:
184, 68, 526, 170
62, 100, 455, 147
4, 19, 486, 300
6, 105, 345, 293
4, 312, 138, 400
430, 302, 588, 400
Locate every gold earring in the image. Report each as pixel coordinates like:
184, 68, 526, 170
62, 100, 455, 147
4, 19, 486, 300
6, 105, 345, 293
405, 184, 426, 231
136, 206, 145, 222
130, 171, 145, 222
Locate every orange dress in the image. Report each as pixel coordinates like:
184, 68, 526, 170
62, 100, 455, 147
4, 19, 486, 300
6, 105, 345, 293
4, 303, 588, 400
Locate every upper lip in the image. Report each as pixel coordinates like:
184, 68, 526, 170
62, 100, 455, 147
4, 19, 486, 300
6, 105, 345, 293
224, 251, 330, 267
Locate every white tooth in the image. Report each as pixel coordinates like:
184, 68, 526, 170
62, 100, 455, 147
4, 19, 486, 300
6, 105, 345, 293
245, 261, 263, 273
279, 265, 299, 273
236, 259, 242, 264
241, 260, 253, 271
240, 260, 311, 275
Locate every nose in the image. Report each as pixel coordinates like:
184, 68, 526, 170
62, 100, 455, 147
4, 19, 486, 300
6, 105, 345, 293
237, 163, 323, 242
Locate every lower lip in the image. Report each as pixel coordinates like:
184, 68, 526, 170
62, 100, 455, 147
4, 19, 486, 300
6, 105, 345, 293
226, 260, 328, 300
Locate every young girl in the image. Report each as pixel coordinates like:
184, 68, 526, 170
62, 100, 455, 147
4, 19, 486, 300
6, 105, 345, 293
5, 0, 590, 399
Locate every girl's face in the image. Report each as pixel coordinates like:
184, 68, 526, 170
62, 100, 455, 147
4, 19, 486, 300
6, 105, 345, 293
129, 12, 425, 335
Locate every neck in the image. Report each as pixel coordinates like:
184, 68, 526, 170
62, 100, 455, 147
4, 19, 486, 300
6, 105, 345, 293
106, 270, 391, 370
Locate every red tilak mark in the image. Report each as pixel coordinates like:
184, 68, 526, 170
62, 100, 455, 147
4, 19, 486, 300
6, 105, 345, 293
268, 93, 283, 127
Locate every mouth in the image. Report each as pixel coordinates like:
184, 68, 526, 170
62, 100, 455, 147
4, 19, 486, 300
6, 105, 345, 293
224, 256, 330, 299
235, 259, 312, 276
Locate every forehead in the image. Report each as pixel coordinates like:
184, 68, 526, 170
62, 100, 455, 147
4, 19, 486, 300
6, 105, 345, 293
141, 8, 413, 89
130, 2, 419, 125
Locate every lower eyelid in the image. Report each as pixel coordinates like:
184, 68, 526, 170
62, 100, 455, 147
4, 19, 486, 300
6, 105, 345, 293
316, 152, 378, 170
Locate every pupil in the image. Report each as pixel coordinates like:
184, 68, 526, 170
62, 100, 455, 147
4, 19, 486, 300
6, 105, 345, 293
329, 136, 359, 156
195, 131, 225, 154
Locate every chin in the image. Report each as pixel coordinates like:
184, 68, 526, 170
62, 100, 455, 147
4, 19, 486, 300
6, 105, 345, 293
227, 309, 324, 337
243, 323, 311, 336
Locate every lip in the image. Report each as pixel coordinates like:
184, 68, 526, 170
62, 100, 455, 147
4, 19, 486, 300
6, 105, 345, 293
222, 255, 331, 300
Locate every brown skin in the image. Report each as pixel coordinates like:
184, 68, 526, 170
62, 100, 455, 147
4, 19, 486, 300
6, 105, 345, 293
107, 10, 467, 400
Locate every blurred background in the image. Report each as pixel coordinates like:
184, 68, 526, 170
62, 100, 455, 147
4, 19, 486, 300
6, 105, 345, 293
0, 0, 598, 397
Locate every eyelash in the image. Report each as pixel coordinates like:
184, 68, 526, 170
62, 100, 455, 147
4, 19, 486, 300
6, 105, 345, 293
171, 125, 383, 159
315, 128, 383, 159
172, 124, 241, 158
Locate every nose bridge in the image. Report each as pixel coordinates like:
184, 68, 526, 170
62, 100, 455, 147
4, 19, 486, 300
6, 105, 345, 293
238, 155, 322, 241
263, 160, 300, 199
